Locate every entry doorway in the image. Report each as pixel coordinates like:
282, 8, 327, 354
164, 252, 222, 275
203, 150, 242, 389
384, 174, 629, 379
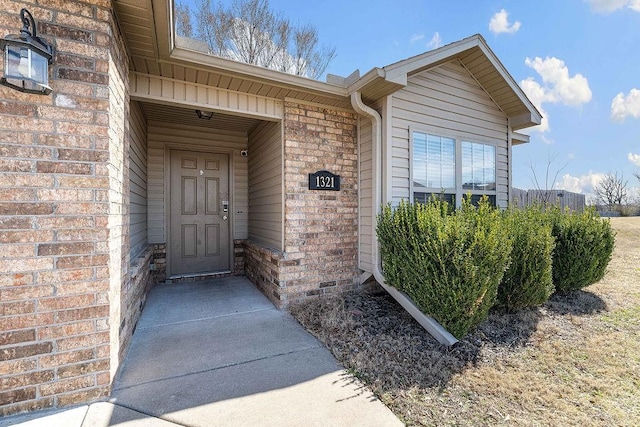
169, 149, 230, 276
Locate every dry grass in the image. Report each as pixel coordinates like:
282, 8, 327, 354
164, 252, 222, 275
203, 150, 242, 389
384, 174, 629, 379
291, 217, 640, 426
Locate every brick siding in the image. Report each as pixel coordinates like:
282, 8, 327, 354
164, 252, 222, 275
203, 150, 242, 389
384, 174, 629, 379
0, 0, 146, 416
150, 243, 167, 284
243, 102, 362, 307
0, 1, 366, 417
233, 239, 245, 275
281, 102, 361, 304
243, 240, 283, 304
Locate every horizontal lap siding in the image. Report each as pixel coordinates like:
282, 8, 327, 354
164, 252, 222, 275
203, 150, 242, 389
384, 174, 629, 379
129, 102, 148, 259
359, 117, 373, 272
147, 140, 164, 244
248, 121, 283, 250
146, 123, 249, 244
391, 61, 510, 207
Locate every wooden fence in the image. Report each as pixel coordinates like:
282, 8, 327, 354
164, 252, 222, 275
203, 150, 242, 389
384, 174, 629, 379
511, 188, 586, 212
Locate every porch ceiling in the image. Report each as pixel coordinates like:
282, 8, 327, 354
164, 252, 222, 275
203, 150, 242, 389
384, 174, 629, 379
141, 102, 262, 133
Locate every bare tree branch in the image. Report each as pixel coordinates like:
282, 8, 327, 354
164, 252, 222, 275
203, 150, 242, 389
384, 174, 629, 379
175, 2, 193, 38
527, 150, 569, 205
177, 0, 336, 79
193, 0, 229, 56
594, 172, 628, 212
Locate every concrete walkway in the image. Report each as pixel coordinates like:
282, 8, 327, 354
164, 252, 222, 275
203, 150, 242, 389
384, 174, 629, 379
2, 277, 402, 427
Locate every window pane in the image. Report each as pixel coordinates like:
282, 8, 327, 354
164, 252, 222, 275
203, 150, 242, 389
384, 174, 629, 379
426, 135, 440, 188
484, 145, 496, 190
461, 141, 496, 191
462, 142, 473, 190
441, 138, 455, 188
413, 132, 427, 188
413, 132, 455, 190
414, 192, 455, 205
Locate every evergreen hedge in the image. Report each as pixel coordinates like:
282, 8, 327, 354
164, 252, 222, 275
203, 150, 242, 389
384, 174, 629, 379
377, 197, 511, 338
549, 208, 615, 292
498, 206, 555, 312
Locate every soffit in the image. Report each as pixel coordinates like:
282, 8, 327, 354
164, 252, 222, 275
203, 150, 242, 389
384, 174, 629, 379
113, 0, 157, 59
131, 56, 352, 109
456, 47, 531, 118
141, 102, 261, 133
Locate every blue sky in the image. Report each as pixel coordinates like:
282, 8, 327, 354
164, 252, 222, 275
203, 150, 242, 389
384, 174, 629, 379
184, 0, 640, 199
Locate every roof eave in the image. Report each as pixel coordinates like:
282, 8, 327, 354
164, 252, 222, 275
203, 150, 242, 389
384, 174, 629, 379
473, 38, 543, 126
346, 68, 406, 102
347, 67, 385, 93
383, 35, 483, 79
345, 36, 488, 102
169, 46, 349, 100
367, 34, 543, 127
511, 112, 542, 131
152, 1, 350, 101
511, 130, 531, 145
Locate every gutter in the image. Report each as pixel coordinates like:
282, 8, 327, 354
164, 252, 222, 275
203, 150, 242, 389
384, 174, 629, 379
350, 92, 458, 347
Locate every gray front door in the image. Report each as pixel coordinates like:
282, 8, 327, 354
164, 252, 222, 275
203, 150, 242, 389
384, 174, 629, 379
169, 150, 230, 276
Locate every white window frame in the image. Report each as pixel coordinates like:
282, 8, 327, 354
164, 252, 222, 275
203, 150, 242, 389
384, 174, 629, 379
410, 127, 498, 207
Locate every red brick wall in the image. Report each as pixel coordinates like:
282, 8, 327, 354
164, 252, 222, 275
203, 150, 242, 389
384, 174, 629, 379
0, 0, 134, 416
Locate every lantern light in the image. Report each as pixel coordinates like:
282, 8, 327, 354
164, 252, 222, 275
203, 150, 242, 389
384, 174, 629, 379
0, 8, 54, 95
196, 110, 214, 120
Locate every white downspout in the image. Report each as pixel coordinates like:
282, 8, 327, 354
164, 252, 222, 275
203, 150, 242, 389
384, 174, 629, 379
350, 92, 458, 347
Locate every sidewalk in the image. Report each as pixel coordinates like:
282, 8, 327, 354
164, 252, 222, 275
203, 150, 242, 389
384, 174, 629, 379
1, 277, 402, 426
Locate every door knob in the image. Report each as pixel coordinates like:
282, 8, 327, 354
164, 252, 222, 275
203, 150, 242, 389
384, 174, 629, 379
222, 215, 228, 221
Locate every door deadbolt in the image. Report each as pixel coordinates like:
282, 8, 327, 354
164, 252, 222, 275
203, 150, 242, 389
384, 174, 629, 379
222, 200, 229, 213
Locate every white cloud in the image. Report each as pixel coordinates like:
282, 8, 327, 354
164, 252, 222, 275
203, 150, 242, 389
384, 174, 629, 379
556, 171, 606, 197
540, 134, 554, 145
585, 0, 640, 13
629, 152, 640, 166
489, 9, 521, 34
611, 88, 640, 122
520, 57, 592, 132
525, 57, 592, 106
427, 32, 442, 49
410, 33, 425, 44
520, 78, 551, 132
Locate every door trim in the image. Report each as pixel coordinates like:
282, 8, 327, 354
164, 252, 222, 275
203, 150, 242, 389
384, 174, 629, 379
165, 146, 235, 278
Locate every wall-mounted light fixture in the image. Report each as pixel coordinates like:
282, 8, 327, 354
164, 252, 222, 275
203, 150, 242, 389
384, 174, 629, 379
0, 9, 54, 95
196, 109, 213, 120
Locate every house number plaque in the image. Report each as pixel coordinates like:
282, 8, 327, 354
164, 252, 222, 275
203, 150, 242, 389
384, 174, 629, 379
309, 170, 340, 191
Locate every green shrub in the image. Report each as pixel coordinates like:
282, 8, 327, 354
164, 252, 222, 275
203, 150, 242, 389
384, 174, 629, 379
498, 206, 555, 312
549, 208, 615, 292
376, 197, 512, 338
